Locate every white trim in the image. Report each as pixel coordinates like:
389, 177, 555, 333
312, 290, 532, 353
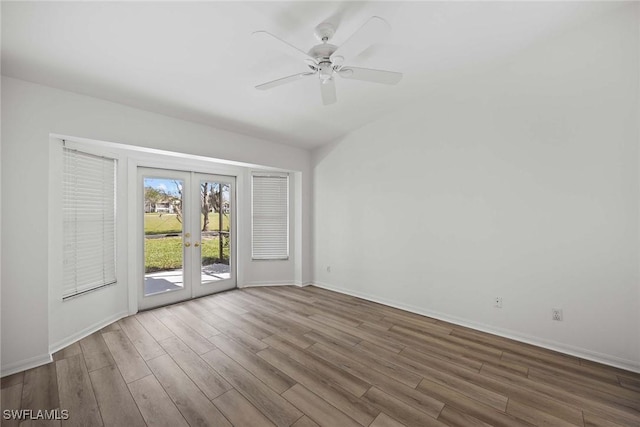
1, 354, 54, 378
49, 310, 129, 356
312, 281, 640, 374
50, 133, 296, 173
294, 281, 313, 287
238, 281, 296, 288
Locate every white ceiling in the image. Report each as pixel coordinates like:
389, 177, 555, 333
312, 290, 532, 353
1, 1, 623, 149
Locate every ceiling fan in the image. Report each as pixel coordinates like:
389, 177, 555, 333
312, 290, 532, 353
253, 16, 402, 105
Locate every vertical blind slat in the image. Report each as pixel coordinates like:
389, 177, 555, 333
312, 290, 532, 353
63, 147, 117, 298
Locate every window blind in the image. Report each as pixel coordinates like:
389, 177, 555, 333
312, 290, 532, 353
63, 147, 117, 298
252, 174, 289, 260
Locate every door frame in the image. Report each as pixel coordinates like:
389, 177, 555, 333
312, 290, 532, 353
128, 157, 243, 314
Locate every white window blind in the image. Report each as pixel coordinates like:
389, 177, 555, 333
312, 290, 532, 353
252, 174, 289, 260
63, 147, 117, 299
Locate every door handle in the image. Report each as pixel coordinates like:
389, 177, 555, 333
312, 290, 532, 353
185, 242, 191, 247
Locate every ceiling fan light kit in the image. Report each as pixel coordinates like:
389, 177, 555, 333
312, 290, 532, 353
253, 16, 403, 105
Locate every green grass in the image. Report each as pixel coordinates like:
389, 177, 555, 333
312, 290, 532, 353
145, 236, 230, 273
144, 213, 230, 235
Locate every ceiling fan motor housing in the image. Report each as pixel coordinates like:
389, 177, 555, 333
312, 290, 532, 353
308, 43, 338, 63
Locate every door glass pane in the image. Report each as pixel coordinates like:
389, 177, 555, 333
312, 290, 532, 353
200, 181, 231, 284
143, 178, 184, 296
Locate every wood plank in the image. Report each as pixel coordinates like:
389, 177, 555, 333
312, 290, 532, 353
361, 340, 482, 380
202, 349, 302, 427
528, 367, 640, 411
282, 384, 362, 427
0, 372, 24, 389
366, 339, 581, 425
263, 334, 371, 397
209, 334, 296, 394
146, 354, 231, 427
135, 311, 175, 341
506, 400, 580, 427
128, 374, 189, 427
312, 299, 384, 324
207, 294, 249, 314
416, 378, 533, 427
169, 304, 221, 338
502, 351, 619, 385
99, 322, 121, 333
213, 389, 276, 427
391, 325, 500, 356
309, 314, 404, 353
56, 355, 102, 427
52, 342, 82, 362
1, 383, 23, 427
245, 312, 311, 342
618, 376, 640, 393
436, 405, 492, 427
118, 316, 166, 361
307, 342, 444, 418
209, 317, 269, 353
583, 412, 629, 427
389, 326, 503, 365
226, 291, 284, 316
291, 416, 320, 427
158, 335, 232, 400
257, 347, 379, 426
580, 359, 640, 381
21, 363, 59, 411
383, 337, 484, 373
369, 413, 407, 427
362, 386, 446, 427
102, 330, 151, 383
147, 306, 172, 320
304, 330, 361, 350
197, 299, 273, 339
480, 364, 639, 426
266, 286, 318, 305
424, 360, 583, 425
450, 328, 578, 366
79, 332, 115, 372
158, 314, 215, 355
310, 339, 423, 389
89, 365, 145, 427
280, 311, 362, 347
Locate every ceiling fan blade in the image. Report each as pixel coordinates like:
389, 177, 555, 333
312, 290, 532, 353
253, 30, 316, 63
256, 72, 315, 90
338, 67, 402, 85
320, 78, 337, 105
331, 16, 390, 62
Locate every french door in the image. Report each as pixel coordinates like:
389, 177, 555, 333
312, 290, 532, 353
138, 167, 235, 310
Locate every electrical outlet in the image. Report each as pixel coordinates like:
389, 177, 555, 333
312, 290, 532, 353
552, 308, 563, 321
494, 297, 503, 308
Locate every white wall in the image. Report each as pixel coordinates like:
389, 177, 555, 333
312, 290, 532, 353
1, 76, 312, 375
314, 5, 640, 371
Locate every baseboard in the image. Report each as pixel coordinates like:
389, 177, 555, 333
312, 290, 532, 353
312, 281, 640, 374
239, 281, 296, 288
49, 310, 130, 355
1, 353, 53, 378
294, 281, 313, 287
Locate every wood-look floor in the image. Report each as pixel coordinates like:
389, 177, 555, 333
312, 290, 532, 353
2, 286, 639, 427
